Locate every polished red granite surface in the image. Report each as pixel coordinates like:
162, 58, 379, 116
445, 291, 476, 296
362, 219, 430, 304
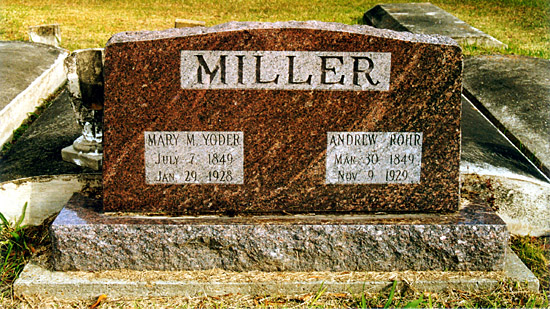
103, 21, 462, 214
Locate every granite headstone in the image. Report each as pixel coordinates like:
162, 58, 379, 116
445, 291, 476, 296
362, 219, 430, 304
103, 21, 462, 214
50, 22, 510, 274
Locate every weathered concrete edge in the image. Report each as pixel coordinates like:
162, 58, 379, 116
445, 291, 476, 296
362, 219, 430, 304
504, 247, 539, 291
452, 34, 506, 49
0, 174, 101, 226
461, 172, 550, 237
0, 49, 68, 147
13, 250, 538, 300
106, 21, 458, 47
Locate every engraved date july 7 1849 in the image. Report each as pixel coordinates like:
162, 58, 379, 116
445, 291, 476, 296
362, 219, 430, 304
144, 131, 244, 184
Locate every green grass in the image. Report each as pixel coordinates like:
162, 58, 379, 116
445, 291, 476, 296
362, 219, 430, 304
0, 204, 30, 296
438, 0, 549, 58
0, 205, 51, 299
512, 235, 550, 291
0, 0, 548, 57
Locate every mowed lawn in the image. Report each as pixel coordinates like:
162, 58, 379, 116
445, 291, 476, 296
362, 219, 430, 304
1, 0, 548, 58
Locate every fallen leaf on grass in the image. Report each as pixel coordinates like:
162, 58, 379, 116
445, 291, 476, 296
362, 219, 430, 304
90, 294, 106, 308
329, 293, 349, 298
295, 293, 314, 302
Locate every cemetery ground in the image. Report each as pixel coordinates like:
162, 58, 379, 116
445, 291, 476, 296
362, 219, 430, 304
0, 0, 549, 307
0, 214, 548, 308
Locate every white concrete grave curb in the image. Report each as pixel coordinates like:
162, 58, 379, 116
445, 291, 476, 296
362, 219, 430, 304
0, 174, 99, 226
0, 48, 68, 147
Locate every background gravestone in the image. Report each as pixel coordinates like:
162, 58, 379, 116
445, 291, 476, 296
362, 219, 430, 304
363, 3, 506, 48
463, 55, 550, 178
103, 21, 462, 214
28, 24, 61, 47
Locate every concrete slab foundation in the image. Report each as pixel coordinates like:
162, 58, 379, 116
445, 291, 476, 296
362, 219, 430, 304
14, 249, 538, 300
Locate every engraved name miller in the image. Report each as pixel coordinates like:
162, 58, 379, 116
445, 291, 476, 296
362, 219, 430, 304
181, 51, 391, 90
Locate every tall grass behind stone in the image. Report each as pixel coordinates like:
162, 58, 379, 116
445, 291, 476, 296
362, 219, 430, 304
0, 204, 51, 298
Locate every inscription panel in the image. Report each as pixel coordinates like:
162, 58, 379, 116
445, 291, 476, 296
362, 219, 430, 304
326, 132, 423, 184
144, 131, 244, 184
181, 51, 391, 91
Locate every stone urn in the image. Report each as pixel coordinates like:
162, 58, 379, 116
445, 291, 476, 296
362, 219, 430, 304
61, 49, 104, 170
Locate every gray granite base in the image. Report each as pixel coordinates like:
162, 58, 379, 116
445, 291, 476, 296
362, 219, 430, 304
50, 193, 509, 272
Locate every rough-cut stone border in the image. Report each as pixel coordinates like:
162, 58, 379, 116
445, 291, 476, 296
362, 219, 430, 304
51, 193, 507, 272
